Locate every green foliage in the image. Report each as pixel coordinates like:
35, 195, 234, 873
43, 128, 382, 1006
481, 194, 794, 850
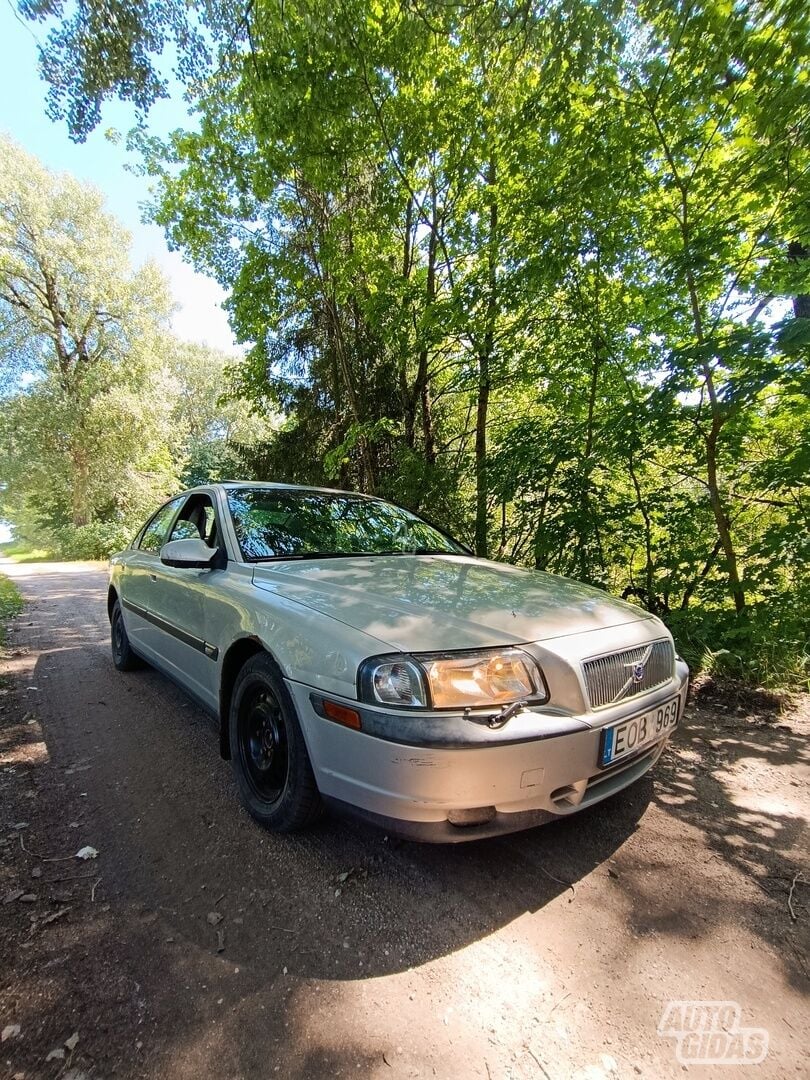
666, 597, 810, 692
0, 542, 55, 563
18, 0, 213, 140
0, 135, 180, 534
0, 572, 23, 685
0, 570, 23, 686
0, 138, 262, 554
323, 420, 402, 481
14, 0, 810, 688
162, 340, 279, 488
0, 573, 23, 621
50, 521, 134, 560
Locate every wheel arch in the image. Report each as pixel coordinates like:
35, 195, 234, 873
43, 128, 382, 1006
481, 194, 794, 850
107, 585, 118, 622
218, 637, 286, 759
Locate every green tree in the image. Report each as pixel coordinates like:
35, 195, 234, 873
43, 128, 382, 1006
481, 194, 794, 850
623, 0, 810, 611
163, 339, 279, 486
0, 136, 179, 536
19, 0, 810, 683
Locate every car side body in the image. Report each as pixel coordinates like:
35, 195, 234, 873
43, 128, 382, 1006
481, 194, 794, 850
108, 481, 689, 841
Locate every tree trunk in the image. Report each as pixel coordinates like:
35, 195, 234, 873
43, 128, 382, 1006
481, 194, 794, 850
648, 99, 748, 613
413, 186, 438, 465
628, 449, 654, 606
788, 241, 810, 318
324, 292, 376, 493
705, 420, 745, 613
474, 366, 490, 557
71, 446, 91, 527
574, 340, 602, 580
401, 194, 415, 448
684, 256, 746, 612
474, 158, 498, 559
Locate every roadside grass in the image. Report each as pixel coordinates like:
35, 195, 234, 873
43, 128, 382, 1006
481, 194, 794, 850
0, 573, 23, 687
0, 541, 54, 563
0, 573, 23, 623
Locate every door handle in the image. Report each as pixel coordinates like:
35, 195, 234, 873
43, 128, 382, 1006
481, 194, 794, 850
149, 574, 157, 582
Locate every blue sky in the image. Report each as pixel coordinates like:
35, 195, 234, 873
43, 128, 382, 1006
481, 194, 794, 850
0, 3, 238, 354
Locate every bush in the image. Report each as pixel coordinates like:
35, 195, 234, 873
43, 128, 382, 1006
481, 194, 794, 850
664, 595, 810, 692
53, 521, 134, 560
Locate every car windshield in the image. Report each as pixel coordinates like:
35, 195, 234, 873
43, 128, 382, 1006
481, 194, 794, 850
227, 488, 467, 561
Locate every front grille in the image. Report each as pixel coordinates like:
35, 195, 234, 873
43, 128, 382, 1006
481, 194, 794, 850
583, 639, 674, 709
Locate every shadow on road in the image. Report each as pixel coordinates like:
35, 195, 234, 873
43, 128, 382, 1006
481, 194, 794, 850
3, 562, 807, 1078
649, 710, 809, 992
5, 595, 649, 1077
26, 642, 651, 983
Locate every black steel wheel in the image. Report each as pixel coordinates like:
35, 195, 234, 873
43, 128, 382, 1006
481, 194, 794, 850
238, 685, 289, 806
229, 652, 322, 831
110, 598, 142, 672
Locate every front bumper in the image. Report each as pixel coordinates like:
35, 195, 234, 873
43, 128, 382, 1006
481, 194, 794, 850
287, 661, 689, 842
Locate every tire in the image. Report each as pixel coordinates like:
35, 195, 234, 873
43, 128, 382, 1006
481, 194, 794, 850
228, 652, 322, 832
110, 598, 143, 672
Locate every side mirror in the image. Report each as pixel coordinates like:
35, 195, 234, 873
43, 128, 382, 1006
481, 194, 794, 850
160, 538, 218, 569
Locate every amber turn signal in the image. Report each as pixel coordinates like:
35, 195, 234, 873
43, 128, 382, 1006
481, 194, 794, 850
322, 699, 362, 730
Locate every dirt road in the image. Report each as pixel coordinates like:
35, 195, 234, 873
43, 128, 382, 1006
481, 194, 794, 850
0, 560, 807, 1079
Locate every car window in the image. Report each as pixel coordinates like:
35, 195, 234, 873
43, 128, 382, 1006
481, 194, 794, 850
227, 489, 466, 561
169, 494, 220, 548
169, 518, 202, 542
138, 497, 185, 554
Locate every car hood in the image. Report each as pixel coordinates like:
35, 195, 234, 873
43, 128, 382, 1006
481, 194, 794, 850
251, 554, 653, 654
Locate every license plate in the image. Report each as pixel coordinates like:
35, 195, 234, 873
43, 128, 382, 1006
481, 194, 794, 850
599, 696, 680, 768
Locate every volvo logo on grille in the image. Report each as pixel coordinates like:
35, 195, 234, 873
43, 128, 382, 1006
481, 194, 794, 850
584, 639, 673, 708
612, 644, 655, 701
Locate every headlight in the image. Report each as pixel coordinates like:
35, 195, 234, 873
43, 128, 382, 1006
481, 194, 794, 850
358, 648, 547, 710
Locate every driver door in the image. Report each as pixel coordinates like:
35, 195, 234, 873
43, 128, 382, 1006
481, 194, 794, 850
147, 493, 224, 711
120, 496, 185, 660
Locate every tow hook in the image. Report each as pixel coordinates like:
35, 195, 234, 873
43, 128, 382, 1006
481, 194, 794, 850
485, 699, 528, 730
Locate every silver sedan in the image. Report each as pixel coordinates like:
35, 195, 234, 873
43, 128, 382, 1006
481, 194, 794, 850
108, 482, 689, 841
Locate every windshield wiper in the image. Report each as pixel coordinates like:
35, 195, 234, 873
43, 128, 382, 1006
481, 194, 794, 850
370, 548, 466, 556
408, 547, 467, 555
246, 548, 466, 562
246, 551, 373, 562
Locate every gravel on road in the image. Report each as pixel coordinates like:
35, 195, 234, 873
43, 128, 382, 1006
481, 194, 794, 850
0, 559, 807, 1079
